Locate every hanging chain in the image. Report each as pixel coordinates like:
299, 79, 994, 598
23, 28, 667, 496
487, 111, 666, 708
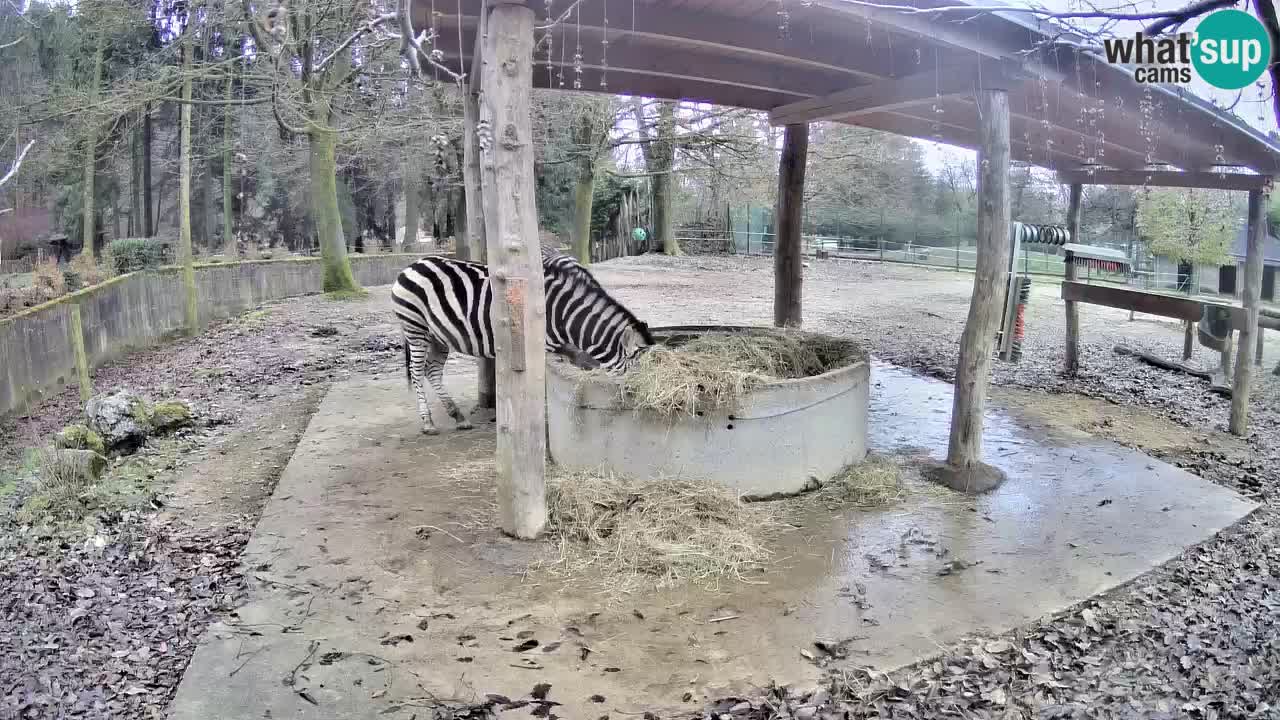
600, 0, 609, 90
573, 1, 583, 89
544, 0, 554, 86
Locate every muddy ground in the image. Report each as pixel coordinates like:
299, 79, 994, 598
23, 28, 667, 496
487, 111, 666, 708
1, 254, 1277, 718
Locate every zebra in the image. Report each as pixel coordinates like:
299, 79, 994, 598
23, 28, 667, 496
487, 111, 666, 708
392, 250, 655, 435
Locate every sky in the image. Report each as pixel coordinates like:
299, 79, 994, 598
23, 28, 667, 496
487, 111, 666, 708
914, 0, 1278, 172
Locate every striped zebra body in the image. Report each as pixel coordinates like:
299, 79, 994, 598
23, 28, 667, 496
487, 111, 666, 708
392, 252, 653, 434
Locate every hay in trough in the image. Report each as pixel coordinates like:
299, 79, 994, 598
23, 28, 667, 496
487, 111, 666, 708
542, 469, 777, 592
615, 329, 863, 417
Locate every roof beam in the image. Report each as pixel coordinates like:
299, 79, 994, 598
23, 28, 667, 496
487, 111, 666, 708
853, 110, 1091, 169
1057, 169, 1274, 191
769, 60, 1027, 126
428, 2, 952, 85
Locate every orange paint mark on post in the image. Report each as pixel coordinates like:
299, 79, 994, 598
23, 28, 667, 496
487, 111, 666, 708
505, 277, 527, 372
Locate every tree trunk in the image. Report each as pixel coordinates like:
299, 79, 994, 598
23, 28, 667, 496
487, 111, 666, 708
938, 88, 1011, 493
773, 123, 808, 328
571, 110, 596, 264
654, 101, 679, 255
222, 75, 236, 256
1063, 183, 1083, 374
463, 62, 496, 409
143, 104, 154, 238
402, 164, 420, 253
130, 115, 142, 238
80, 32, 105, 260
1230, 189, 1267, 435
310, 127, 360, 293
479, 3, 546, 540
178, 35, 198, 334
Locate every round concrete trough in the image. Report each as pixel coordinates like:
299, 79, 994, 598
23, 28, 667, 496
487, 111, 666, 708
545, 325, 870, 498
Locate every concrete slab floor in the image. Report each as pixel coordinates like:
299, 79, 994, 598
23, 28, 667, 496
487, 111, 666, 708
167, 360, 1258, 720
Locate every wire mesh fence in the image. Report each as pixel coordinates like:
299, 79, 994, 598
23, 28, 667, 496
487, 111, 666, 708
673, 227, 1252, 304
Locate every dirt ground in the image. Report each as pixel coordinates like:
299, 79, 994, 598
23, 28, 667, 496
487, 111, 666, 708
2, 254, 1278, 718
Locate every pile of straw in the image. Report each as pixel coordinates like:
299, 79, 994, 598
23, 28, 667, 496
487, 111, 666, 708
542, 469, 777, 592
616, 329, 863, 417
810, 455, 905, 509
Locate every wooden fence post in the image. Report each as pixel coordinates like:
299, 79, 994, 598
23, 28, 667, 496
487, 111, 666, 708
773, 123, 808, 328
69, 303, 92, 403
934, 87, 1011, 493
479, 2, 546, 539
1230, 186, 1268, 435
1063, 183, 1082, 375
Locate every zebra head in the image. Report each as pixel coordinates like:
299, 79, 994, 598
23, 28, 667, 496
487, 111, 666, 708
610, 320, 656, 372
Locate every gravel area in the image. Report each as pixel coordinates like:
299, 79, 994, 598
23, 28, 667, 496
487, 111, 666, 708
2, 254, 1278, 719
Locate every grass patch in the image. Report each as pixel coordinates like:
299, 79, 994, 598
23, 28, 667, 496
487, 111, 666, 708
324, 288, 370, 301
238, 309, 271, 329
611, 329, 864, 417
541, 469, 777, 593
16, 438, 186, 527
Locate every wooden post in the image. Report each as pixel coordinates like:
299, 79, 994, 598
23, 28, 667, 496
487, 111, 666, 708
1183, 321, 1194, 360
1063, 183, 1082, 375
1230, 187, 1268, 435
934, 88, 1011, 493
178, 29, 199, 335
463, 11, 496, 411
69, 304, 92, 403
773, 123, 808, 328
479, 2, 546, 539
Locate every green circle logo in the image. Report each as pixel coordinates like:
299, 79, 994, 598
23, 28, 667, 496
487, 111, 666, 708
1191, 9, 1272, 90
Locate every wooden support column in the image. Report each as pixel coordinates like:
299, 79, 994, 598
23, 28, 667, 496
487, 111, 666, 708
1063, 183, 1082, 375
1230, 187, 1268, 435
479, 2, 546, 539
932, 87, 1011, 493
773, 123, 808, 328
463, 25, 497, 411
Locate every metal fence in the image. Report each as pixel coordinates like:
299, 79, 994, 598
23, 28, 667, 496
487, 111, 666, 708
673, 228, 1245, 302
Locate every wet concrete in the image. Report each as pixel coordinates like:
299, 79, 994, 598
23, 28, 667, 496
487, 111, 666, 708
167, 361, 1257, 720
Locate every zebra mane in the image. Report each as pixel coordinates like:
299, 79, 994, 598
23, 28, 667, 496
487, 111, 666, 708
544, 253, 654, 346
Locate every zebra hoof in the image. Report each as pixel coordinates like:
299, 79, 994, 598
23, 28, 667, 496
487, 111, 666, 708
421, 426, 440, 436
456, 421, 475, 431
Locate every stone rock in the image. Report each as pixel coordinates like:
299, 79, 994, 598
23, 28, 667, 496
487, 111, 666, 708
53, 424, 106, 456
151, 400, 194, 433
85, 390, 153, 453
41, 448, 109, 486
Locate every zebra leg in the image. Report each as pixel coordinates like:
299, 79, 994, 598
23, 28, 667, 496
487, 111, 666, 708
406, 334, 439, 435
424, 343, 473, 431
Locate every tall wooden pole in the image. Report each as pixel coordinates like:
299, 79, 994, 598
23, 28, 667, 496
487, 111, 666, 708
773, 123, 808, 328
479, 2, 546, 539
464, 7, 497, 410
1230, 186, 1269, 435
1063, 183, 1083, 375
178, 30, 199, 335
936, 88, 1011, 493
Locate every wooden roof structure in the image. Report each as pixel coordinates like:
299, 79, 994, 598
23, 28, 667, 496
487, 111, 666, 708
415, 0, 1280, 177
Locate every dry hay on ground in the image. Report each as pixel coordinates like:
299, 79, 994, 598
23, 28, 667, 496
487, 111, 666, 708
610, 328, 864, 417
541, 470, 778, 593
810, 454, 906, 509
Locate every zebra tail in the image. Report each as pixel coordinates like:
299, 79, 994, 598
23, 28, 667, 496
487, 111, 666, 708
403, 337, 411, 388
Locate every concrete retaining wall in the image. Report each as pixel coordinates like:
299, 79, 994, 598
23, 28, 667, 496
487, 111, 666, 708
0, 254, 420, 418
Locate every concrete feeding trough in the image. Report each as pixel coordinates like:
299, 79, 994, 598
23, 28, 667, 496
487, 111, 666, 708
545, 325, 870, 498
